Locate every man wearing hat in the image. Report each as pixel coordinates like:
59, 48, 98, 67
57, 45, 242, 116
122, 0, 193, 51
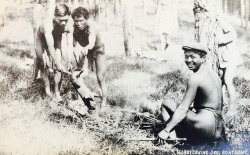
157, 42, 224, 144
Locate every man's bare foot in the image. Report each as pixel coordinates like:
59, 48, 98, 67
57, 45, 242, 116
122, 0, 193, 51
55, 92, 63, 103
45, 92, 53, 98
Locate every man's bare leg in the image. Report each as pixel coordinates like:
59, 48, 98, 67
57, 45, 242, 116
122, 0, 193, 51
161, 98, 179, 139
54, 48, 63, 101
33, 57, 39, 81
54, 70, 63, 101
41, 67, 52, 97
35, 36, 51, 97
161, 98, 216, 140
94, 53, 107, 108
224, 65, 237, 104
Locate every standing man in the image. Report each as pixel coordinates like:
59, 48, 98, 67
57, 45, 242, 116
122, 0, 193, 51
34, 4, 73, 101
217, 22, 243, 104
157, 42, 224, 144
70, 7, 107, 109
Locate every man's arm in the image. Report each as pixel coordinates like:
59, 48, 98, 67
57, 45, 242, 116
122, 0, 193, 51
164, 76, 198, 132
66, 30, 74, 70
85, 26, 96, 50
44, 32, 59, 64
44, 30, 66, 72
217, 26, 237, 45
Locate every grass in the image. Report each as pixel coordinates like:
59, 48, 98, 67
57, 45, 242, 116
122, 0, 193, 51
0, 2, 249, 154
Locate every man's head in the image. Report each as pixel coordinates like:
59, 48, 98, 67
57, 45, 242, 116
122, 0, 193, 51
54, 4, 71, 27
72, 7, 90, 30
182, 42, 207, 72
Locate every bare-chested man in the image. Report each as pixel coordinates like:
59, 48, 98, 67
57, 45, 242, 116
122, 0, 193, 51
157, 42, 224, 144
34, 4, 73, 100
69, 7, 107, 109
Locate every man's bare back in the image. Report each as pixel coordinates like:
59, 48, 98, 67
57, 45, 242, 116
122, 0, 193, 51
192, 66, 223, 111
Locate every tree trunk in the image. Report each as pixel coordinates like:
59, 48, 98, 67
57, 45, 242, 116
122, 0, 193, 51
241, 0, 245, 27
113, 0, 118, 16
193, 0, 219, 72
48, 0, 55, 17
94, 0, 100, 22
245, 0, 249, 33
105, 0, 108, 29
122, 0, 133, 56
73, 0, 79, 9
68, 0, 72, 8
156, 0, 160, 14
0, 0, 6, 26
222, 0, 228, 14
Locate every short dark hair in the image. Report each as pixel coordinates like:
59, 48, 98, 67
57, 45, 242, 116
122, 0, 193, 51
54, 4, 71, 17
71, 7, 89, 20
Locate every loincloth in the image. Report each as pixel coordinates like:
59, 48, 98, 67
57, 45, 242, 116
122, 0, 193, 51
87, 45, 105, 72
202, 108, 225, 141
71, 44, 105, 73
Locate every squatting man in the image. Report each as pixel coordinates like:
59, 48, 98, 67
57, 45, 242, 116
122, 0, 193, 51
157, 42, 224, 144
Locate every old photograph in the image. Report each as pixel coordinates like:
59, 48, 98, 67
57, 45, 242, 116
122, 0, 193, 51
0, 0, 249, 154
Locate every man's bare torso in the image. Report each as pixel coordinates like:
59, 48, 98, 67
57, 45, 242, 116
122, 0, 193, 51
37, 18, 73, 49
193, 66, 223, 111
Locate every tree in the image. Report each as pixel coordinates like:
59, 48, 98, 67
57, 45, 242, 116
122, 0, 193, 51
245, 0, 249, 33
104, 0, 109, 29
94, 0, 100, 22
193, 0, 219, 72
155, 0, 178, 52
73, 0, 79, 9
122, 0, 133, 56
0, 0, 6, 26
113, 0, 118, 17
241, 0, 245, 27
222, 0, 228, 14
48, 0, 56, 17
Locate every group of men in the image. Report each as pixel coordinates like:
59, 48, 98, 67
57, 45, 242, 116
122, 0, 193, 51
34, 4, 106, 109
34, 3, 241, 145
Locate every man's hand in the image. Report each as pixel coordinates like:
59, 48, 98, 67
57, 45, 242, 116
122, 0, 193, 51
66, 62, 73, 72
71, 71, 82, 83
56, 62, 67, 73
157, 129, 170, 145
81, 47, 88, 56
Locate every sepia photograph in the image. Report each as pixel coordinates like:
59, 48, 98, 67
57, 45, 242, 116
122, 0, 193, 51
0, 0, 249, 154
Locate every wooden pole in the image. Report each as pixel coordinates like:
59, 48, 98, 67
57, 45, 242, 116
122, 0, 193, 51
245, 0, 249, 33
122, 0, 133, 56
